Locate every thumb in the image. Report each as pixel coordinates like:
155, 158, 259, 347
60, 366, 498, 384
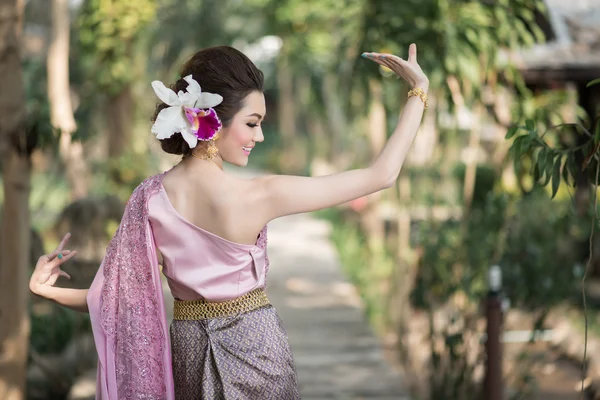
408, 43, 417, 63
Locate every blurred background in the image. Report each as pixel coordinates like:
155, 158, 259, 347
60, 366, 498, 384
1, 0, 600, 398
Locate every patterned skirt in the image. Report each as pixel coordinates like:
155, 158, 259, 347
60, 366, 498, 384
170, 304, 300, 399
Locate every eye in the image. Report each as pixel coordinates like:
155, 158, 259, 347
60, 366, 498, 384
247, 123, 259, 128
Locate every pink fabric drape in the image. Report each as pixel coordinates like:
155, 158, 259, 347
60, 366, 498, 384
87, 173, 175, 399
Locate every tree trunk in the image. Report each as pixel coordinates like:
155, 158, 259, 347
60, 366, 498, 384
0, 153, 31, 400
367, 79, 386, 159
575, 82, 599, 216
298, 73, 334, 176
0, 1, 31, 398
322, 74, 349, 167
393, 174, 414, 329
359, 79, 387, 251
446, 75, 481, 215
462, 105, 483, 214
48, 0, 89, 200
107, 86, 133, 158
490, 86, 513, 169
276, 55, 296, 149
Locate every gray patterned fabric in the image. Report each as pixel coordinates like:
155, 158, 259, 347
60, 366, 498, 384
170, 305, 300, 399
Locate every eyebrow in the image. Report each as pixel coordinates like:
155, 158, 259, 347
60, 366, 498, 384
246, 113, 264, 119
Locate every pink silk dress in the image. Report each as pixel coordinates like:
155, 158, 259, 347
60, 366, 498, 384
87, 173, 299, 400
148, 184, 268, 302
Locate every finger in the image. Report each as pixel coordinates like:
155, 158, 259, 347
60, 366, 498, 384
366, 58, 393, 72
364, 53, 413, 82
408, 43, 417, 63
376, 56, 399, 69
377, 57, 410, 80
46, 249, 72, 263
382, 57, 414, 78
379, 53, 408, 68
376, 57, 401, 74
365, 53, 393, 67
363, 52, 394, 63
59, 270, 71, 280
366, 52, 389, 59
55, 232, 72, 252
57, 250, 77, 264
371, 53, 405, 68
362, 52, 380, 63
45, 250, 77, 269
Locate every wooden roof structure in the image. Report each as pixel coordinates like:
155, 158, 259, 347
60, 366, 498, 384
515, 0, 600, 83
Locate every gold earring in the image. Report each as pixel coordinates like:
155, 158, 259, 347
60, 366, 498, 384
206, 133, 220, 160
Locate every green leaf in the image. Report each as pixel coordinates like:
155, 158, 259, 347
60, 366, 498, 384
562, 156, 571, 186
543, 151, 554, 186
520, 135, 534, 154
537, 147, 547, 171
534, 160, 542, 181
512, 136, 527, 172
505, 126, 518, 139
551, 156, 562, 199
587, 78, 600, 88
595, 123, 600, 145
526, 119, 535, 131
567, 155, 579, 184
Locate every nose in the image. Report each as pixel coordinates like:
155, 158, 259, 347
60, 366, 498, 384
254, 127, 264, 143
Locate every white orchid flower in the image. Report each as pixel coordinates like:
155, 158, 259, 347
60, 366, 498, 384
150, 75, 223, 148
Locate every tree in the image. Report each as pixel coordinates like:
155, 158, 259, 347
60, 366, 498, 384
77, 0, 156, 158
48, 0, 90, 199
0, 0, 32, 398
507, 79, 600, 392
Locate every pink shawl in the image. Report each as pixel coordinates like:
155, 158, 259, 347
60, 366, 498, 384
87, 173, 175, 399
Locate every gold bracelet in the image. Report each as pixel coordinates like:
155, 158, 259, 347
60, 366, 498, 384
407, 87, 428, 110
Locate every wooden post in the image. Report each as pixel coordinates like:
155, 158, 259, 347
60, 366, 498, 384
484, 265, 503, 400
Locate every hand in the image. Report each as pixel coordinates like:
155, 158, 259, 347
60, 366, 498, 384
362, 43, 429, 91
29, 233, 77, 298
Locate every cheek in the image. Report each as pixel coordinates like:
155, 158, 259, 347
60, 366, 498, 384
226, 125, 253, 145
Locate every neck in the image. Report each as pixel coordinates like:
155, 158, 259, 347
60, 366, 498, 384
184, 153, 224, 170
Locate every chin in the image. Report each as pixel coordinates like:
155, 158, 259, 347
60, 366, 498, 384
226, 158, 249, 167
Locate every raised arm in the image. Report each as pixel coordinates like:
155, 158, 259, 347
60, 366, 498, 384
256, 44, 428, 220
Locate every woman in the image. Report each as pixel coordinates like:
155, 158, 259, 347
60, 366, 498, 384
29, 44, 428, 399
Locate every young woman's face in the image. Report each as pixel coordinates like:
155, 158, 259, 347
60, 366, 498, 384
217, 91, 266, 167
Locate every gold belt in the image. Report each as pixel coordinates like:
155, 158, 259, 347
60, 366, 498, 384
173, 288, 270, 320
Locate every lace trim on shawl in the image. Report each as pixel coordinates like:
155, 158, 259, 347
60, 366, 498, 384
100, 172, 167, 399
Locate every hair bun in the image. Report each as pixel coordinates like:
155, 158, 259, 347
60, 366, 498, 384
158, 132, 190, 155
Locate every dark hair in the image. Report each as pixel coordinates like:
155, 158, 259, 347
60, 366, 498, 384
152, 46, 264, 155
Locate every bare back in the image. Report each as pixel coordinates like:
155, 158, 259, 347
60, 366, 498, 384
161, 165, 267, 246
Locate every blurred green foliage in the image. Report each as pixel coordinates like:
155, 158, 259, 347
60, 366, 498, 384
90, 150, 156, 201
23, 59, 56, 151
413, 189, 586, 310
363, 0, 546, 110
452, 163, 497, 207
77, 0, 156, 95
29, 304, 90, 355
